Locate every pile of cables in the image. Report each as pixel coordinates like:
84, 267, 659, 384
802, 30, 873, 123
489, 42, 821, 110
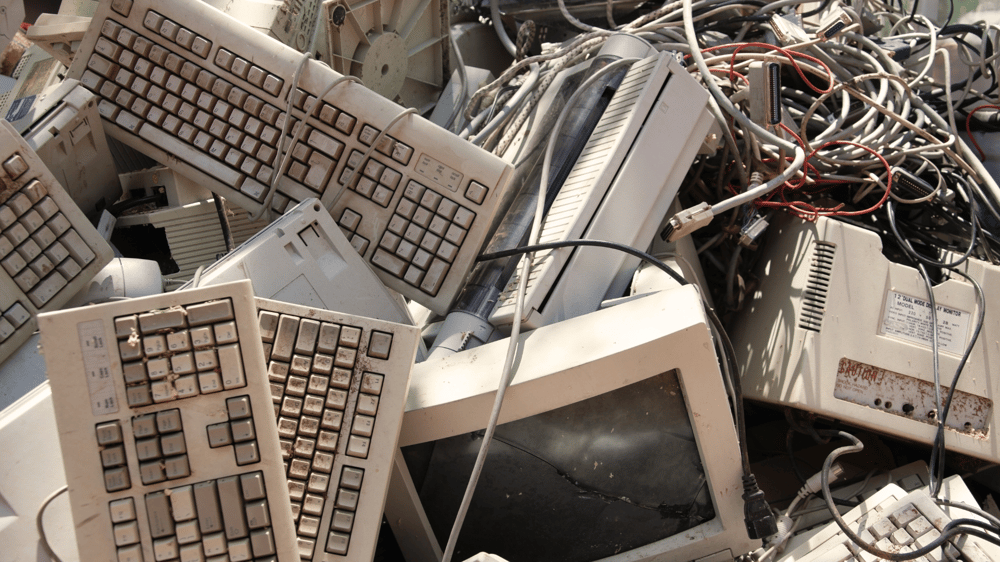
437, 1, 1000, 560
451, 0, 1000, 315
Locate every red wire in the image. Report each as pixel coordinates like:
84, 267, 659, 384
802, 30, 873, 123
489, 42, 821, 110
751, 125, 891, 220
683, 42, 835, 95
706, 67, 750, 85
726, 42, 835, 94
965, 104, 1000, 160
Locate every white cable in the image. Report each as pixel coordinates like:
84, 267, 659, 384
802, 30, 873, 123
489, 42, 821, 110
470, 63, 540, 145
247, 51, 313, 223
262, 73, 361, 219
680, 0, 804, 216
559, 0, 602, 32
444, 34, 469, 133
490, 0, 518, 57
437, 56, 639, 562
325, 107, 418, 211
37, 485, 68, 562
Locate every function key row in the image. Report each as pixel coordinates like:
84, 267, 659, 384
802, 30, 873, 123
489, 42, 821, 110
140, 11, 212, 59
214, 48, 283, 97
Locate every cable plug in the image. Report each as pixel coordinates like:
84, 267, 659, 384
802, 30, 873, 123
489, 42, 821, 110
742, 473, 778, 540
801, 462, 844, 497
661, 202, 714, 242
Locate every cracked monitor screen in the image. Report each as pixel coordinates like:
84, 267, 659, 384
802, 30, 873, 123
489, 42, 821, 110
403, 369, 714, 562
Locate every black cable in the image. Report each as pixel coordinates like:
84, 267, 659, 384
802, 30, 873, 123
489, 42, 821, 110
819, 431, 998, 560
478, 239, 689, 285
886, 189, 989, 497
936, 499, 1000, 530
212, 193, 236, 253
886, 197, 976, 270
942, 518, 1000, 540
929, 269, 986, 496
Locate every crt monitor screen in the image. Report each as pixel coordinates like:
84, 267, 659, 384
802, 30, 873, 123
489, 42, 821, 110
403, 369, 714, 562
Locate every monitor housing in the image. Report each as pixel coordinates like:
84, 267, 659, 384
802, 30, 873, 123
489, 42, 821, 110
398, 285, 755, 562
731, 214, 1000, 463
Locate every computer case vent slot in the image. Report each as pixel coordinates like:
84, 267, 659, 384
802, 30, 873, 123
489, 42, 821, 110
799, 241, 836, 332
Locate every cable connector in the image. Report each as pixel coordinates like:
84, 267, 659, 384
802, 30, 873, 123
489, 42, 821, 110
749, 61, 782, 128
874, 37, 912, 61
742, 473, 778, 540
816, 9, 851, 41
661, 202, 714, 241
769, 15, 809, 46
801, 462, 844, 497
739, 214, 769, 248
891, 167, 955, 203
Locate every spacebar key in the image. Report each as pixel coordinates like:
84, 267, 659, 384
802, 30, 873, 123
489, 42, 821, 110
139, 126, 243, 187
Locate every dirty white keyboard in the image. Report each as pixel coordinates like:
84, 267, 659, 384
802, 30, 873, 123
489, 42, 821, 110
782, 483, 998, 562
783, 461, 932, 553
0, 120, 113, 365
38, 280, 298, 562
67, 0, 513, 314
255, 297, 419, 560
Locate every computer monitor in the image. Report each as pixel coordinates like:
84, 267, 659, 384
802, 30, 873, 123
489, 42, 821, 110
731, 214, 1000, 464
397, 285, 756, 562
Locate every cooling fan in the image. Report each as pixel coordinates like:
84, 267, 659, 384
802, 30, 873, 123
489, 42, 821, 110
323, 0, 450, 110
273, 0, 450, 110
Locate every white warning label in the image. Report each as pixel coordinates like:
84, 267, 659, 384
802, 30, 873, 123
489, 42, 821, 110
879, 291, 970, 355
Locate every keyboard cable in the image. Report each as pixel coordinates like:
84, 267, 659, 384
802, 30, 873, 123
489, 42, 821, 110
36, 485, 68, 562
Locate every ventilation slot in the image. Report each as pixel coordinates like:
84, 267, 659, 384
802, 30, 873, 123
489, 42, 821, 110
798, 241, 836, 332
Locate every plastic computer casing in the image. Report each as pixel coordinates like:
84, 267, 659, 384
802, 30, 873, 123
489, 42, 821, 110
396, 285, 755, 562
186, 198, 413, 325
488, 53, 713, 330
17, 79, 123, 218
0, 383, 80, 562
731, 214, 1000, 463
